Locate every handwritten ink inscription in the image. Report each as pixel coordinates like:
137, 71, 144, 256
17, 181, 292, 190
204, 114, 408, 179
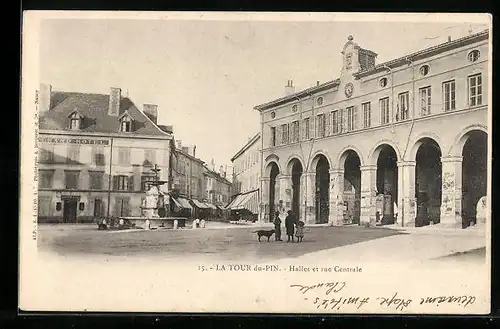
420, 295, 476, 308
289, 281, 476, 312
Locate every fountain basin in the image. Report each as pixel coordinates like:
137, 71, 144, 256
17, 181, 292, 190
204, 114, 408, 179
120, 217, 188, 229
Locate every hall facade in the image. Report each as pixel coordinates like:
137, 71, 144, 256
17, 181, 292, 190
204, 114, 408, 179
255, 30, 489, 228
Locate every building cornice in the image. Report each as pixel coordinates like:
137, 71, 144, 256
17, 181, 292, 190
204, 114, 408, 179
353, 29, 489, 79
39, 129, 173, 141
253, 79, 341, 112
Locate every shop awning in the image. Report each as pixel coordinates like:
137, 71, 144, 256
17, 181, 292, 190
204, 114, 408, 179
204, 202, 217, 209
191, 199, 209, 209
175, 197, 193, 210
228, 190, 259, 214
172, 197, 182, 208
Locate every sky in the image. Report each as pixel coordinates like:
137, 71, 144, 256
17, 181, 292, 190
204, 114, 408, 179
38, 13, 489, 171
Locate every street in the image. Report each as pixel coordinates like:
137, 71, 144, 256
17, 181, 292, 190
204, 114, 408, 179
38, 223, 402, 261
37, 223, 487, 264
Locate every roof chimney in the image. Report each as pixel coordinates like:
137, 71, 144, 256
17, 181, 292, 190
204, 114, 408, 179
285, 80, 295, 96
39, 83, 52, 113
143, 104, 158, 124
193, 145, 196, 158
448, 36, 452, 42
316, 81, 320, 87
108, 87, 121, 116
177, 140, 182, 149
219, 165, 224, 176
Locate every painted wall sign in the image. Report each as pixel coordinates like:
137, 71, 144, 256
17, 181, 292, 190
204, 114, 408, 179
38, 136, 110, 145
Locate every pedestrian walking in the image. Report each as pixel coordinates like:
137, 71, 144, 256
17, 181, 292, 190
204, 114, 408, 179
273, 211, 282, 241
285, 210, 296, 243
295, 221, 305, 242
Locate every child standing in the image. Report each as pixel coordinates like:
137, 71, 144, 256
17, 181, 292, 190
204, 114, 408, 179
295, 221, 305, 242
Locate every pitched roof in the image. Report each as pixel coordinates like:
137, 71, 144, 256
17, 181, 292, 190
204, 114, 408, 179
39, 91, 171, 137
230, 132, 261, 162
203, 165, 231, 185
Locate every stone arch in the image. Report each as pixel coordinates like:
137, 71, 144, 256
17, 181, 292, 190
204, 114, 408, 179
407, 132, 444, 162
367, 140, 402, 166
448, 124, 488, 157
264, 158, 281, 178
309, 150, 333, 172
285, 155, 306, 175
336, 145, 365, 170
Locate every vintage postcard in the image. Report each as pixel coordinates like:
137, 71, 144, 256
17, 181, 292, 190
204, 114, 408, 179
20, 11, 492, 314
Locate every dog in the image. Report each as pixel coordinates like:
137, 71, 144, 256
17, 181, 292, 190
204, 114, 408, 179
253, 229, 276, 242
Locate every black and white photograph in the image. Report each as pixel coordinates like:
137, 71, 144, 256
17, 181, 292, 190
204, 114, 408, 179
20, 12, 491, 314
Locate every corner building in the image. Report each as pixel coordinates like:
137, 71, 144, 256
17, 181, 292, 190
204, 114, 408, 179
255, 31, 489, 228
37, 85, 173, 223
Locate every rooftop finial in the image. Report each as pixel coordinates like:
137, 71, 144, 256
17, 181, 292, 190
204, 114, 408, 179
348, 35, 354, 41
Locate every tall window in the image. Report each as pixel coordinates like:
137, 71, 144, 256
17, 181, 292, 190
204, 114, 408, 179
419, 86, 432, 116
118, 148, 130, 165
362, 102, 371, 128
66, 146, 80, 164
92, 147, 105, 165
114, 197, 130, 217
64, 171, 80, 189
346, 106, 355, 132
468, 74, 483, 106
331, 110, 339, 134
120, 115, 132, 132
380, 97, 390, 125
69, 112, 81, 130
38, 170, 54, 189
270, 126, 276, 147
114, 175, 132, 191
397, 92, 410, 121
290, 120, 299, 143
281, 123, 289, 144
303, 117, 310, 140
89, 171, 104, 190
141, 175, 156, 191
144, 149, 156, 166
443, 80, 456, 111
316, 114, 325, 138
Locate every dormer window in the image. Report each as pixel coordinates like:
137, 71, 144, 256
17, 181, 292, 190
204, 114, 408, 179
68, 111, 83, 130
118, 112, 134, 133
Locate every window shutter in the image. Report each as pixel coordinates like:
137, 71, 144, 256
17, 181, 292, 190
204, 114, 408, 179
276, 125, 282, 145
129, 176, 134, 191
325, 112, 331, 136
338, 109, 343, 133
314, 115, 319, 138
112, 175, 118, 190
301, 119, 306, 140
309, 117, 315, 139
354, 106, 359, 130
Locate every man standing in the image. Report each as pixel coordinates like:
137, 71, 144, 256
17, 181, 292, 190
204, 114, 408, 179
285, 210, 296, 243
273, 211, 282, 241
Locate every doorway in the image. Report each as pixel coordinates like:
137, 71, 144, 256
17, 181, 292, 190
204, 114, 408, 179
94, 198, 103, 218
63, 197, 78, 223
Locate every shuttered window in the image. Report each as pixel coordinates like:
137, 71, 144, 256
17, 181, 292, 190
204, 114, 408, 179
331, 110, 339, 135
290, 120, 300, 143
114, 175, 134, 191
316, 114, 325, 138
270, 127, 276, 147
362, 102, 371, 128
302, 117, 310, 140
346, 106, 355, 132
